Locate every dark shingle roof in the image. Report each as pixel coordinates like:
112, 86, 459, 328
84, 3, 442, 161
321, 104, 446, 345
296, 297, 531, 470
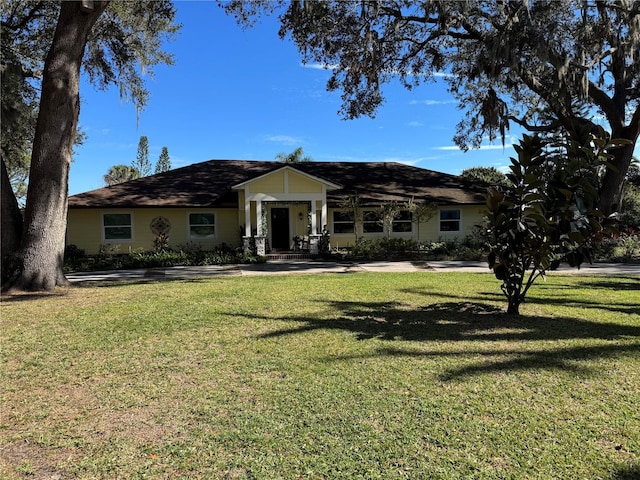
68, 160, 487, 208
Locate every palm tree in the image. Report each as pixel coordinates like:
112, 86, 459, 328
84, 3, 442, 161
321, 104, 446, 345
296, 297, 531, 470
103, 164, 140, 186
275, 147, 312, 163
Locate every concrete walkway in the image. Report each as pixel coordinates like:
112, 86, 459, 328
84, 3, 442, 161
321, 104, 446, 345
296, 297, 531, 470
66, 260, 640, 284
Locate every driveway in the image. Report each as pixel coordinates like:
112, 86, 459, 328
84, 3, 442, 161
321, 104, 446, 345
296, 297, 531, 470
66, 260, 640, 283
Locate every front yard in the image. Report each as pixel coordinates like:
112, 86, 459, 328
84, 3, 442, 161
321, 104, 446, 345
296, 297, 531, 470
1, 272, 639, 479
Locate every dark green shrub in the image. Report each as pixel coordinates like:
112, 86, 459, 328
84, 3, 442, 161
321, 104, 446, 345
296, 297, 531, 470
351, 238, 387, 259
64, 244, 85, 261
64, 245, 265, 273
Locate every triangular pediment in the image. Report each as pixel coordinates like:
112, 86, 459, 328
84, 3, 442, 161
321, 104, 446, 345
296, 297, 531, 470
232, 165, 341, 194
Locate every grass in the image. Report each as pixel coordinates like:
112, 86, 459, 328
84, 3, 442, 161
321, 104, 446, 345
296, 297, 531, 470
1, 272, 639, 479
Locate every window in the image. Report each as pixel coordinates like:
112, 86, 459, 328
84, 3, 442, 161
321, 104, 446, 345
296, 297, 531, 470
363, 210, 383, 233
189, 213, 215, 239
103, 213, 132, 241
439, 209, 461, 232
392, 210, 413, 233
332, 211, 354, 234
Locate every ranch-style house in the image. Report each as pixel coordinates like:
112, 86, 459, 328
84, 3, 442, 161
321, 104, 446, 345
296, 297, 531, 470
66, 160, 488, 256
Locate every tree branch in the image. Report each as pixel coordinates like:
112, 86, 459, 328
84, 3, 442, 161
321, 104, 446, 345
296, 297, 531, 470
1, 2, 47, 32
588, 80, 624, 132
508, 116, 562, 133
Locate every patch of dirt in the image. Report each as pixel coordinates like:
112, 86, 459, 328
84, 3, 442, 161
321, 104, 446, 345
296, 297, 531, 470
0, 439, 70, 480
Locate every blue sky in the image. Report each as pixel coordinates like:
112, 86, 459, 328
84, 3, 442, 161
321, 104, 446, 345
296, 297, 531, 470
70, 1, 522, 195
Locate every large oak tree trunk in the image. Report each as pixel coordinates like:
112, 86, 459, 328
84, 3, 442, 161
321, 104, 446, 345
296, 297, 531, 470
7, 1, 107, 292
600, 140, 637, 217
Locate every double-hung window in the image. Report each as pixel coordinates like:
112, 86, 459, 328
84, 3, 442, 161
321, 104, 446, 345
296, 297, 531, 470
363, 210, 383, 233
439, 209, 461, 232
103, 213, 133, 241
332, 211, 354, 234
189, 213, 215, 240
392, 210, 413, 233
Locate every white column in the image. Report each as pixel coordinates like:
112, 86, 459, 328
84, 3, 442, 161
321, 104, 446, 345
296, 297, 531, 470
310, 201, 317, 235
244, 197, 251, 237
321, 199, 328, 232
256, 200, 263, 236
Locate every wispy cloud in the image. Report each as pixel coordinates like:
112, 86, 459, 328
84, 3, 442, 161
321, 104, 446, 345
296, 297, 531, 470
409, 99, 457, 106
302, 62, 338, 70
435, 135, 519, 152
263, 134, 304, 146
407, 121, 424, 127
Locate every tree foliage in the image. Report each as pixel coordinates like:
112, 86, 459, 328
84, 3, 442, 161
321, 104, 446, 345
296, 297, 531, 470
224, 0, 640, 213
461, 166, 510, 187
405, 196, 437, 241
132, 135, 151, 177
104, 164, 140, 186
155, 146, 171, 173
275, 146, 312, 163
486, 128, 619, 315
1, 1, 178, 191
340, 192, 364, 243
377, 200, 400, 241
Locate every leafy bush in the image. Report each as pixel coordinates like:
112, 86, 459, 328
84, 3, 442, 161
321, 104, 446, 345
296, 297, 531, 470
594, 231, 640, 263
64, 244, 85, 261
418, 237, 487, 261
64, 245, 265, 273
619, 184, 640, 232
317, 229, 332, 259
612, 234, 640, 262
350, 238, 387, 259
347, 237, 487, 261
350, 237, 420, 259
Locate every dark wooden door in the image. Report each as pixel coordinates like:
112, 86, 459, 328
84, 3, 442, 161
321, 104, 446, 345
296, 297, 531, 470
270, 208, 290, 250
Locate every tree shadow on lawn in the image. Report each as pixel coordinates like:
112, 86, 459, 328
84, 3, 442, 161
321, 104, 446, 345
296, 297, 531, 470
570, 276, 640, 292
404, 280, 639, 316
610, 464, 640, 480
255, 296, 640, 380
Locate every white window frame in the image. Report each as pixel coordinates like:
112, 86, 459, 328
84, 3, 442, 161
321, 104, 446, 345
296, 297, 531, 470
102, 212, 134, 242
188, 212, 216, 241
439, 209, 461, 233
392, 210, 413, 233
362, 210, 383, 234
332, 210, 354, 234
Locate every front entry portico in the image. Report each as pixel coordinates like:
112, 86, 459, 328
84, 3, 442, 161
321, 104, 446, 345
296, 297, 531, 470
232, 165, 341, 255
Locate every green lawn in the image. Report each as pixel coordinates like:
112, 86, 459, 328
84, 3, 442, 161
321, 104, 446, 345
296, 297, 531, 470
1, 272, 639, 479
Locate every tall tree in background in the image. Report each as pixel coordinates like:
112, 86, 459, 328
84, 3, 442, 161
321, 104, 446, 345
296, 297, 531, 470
461, 166, 510, 187
275, 146, 312, 163
104, 164, 140, 186
155, 146, 171, 173
225, 1, 640, 215
1, 1, 178, 290
132, 135, 151, 177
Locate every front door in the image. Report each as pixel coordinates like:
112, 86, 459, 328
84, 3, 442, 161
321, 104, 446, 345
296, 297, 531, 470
270, 208, 290, 250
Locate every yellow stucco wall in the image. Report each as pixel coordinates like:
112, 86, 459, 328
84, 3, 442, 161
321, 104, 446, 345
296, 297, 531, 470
288, 170, 323, 193
327, 205, 487, 248
68, 204, 486, 254
244, 168, 326, 195
67, 208, 241, 255
248, 171, 285, 194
